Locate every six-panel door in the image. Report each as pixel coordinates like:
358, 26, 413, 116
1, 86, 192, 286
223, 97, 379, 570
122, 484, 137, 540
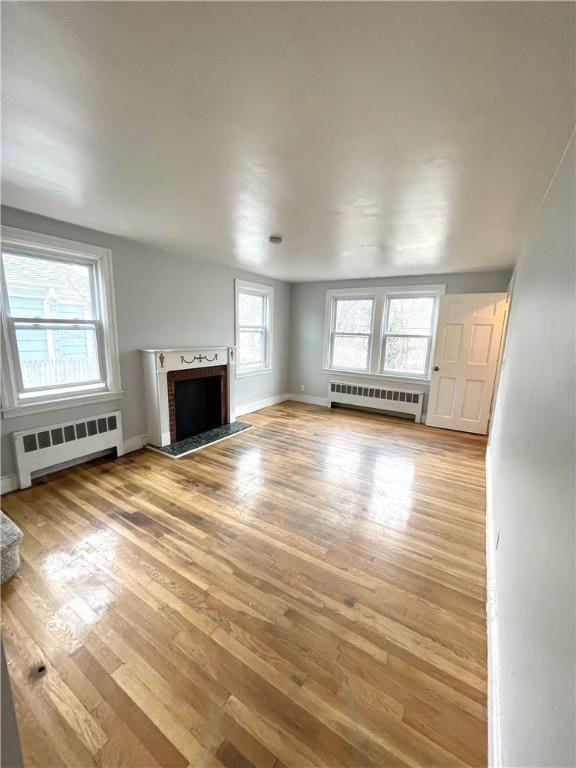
426, 293, 508, 434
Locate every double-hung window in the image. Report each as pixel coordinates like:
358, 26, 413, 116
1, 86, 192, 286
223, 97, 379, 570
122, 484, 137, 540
324, 285, 443, 380
1, 227, 121, 414
235, 280, 273, 376
381, 295, 437, 377
329, 296, 374, 371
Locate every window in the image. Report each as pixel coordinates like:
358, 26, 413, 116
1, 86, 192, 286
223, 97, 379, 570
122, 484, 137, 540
235, 280, 273, 375
324, 285, 444, 380
382, 295, 436, 376
1, 227, 121, 414
329, 297, 374, 371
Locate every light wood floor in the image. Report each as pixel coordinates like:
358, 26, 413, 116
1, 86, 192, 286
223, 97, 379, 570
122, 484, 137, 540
2, 402, 488, 768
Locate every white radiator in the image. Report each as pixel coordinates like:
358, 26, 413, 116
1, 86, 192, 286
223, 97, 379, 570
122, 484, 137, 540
12, 410, 124, 489
328, 381, 424, 422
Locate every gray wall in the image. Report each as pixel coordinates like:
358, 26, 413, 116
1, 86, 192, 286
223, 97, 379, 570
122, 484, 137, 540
290, 270, 512, 405
1, 643, 23, 768
487, 135, 575, 767
1, 207, 292, 478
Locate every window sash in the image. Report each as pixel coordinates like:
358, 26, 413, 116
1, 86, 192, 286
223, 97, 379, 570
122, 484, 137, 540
238, 289, 266, 329
330, 332, 372, 371
7, 318, 107, 393
381, 333, 432, 376
333, 297, 374, 335
3, 251, 99, 322
238, 325, 267, 369
383, 294, 435, 336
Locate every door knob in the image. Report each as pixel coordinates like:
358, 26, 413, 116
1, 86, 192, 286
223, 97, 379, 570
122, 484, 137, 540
433, 366, 440, 371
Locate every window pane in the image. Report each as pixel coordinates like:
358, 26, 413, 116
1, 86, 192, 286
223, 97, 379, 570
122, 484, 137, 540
15, 325, 101, 389
334, 299, 373, 333
383, 336, 429, 375
238, 330, 265, 366
332, 335, 369, 370
387, 297, 434, 334
238, 292, 265, 327
3, 253, 95, 319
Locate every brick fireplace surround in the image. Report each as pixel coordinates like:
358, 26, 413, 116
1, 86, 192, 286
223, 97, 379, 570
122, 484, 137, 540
166, 364, 228, 444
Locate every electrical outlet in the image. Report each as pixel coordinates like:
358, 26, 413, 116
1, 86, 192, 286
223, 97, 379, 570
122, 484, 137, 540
300, 384, 305, 392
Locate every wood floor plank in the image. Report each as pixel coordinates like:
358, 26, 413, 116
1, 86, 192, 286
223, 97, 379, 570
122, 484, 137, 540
74, 647, 189, 768
2, 402, 488, 767
93, 699, 162, 768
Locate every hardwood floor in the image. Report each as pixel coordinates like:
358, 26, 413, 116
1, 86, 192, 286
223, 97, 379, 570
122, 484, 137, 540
2, 402, 488, 768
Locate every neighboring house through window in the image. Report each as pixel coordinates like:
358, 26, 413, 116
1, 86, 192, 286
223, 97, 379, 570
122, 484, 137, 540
324, 285, 444, 379
235, 280, 273, 376
0, 227, 121, 415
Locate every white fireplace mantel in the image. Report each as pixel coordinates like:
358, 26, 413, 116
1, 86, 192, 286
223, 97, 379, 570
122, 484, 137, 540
141, 346, 236, 447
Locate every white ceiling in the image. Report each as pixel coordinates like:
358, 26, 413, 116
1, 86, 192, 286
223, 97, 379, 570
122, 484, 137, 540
2, 2, 574, 282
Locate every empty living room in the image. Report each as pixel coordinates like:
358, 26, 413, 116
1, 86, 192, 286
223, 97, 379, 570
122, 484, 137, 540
0, 2, 574, 767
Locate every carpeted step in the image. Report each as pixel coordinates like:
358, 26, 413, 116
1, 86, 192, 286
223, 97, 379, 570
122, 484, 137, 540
1, 513, 23, 584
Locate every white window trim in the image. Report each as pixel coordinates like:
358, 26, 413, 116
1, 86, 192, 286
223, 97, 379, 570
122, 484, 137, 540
323, 284, 445, 381
1, 226, 122, 417
235, 279, 274, 378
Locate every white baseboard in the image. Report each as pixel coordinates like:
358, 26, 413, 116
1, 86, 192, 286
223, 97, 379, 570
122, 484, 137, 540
123, 434, 148, 453
236, 393, 330, 415
0, 434, 149, 495
286, 393, 330, 407
0, 475, 18, 495
235, 394, 291, 417
486, 446, 503, 768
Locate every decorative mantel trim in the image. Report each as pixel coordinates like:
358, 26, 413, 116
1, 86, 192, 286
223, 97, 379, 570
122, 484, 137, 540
141, 347, 236, 447
180, 353, 219, 365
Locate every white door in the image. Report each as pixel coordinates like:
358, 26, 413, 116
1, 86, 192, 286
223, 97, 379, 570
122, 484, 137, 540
427, 293, 508, 434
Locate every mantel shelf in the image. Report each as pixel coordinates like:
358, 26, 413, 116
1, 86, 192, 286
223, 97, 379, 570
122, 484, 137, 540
140, 346, 233, 353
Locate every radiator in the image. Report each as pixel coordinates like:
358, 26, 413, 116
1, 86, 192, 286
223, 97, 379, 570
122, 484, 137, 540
12, 410, 124, 489
328, 381, 424, 422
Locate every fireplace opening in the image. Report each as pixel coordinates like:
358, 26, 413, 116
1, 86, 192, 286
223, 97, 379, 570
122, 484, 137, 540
174, 376, 223, 441
167, 364, 228, 444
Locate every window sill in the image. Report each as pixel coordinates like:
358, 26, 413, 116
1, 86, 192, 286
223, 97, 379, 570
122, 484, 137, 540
2, 389, 124, 419
321, 368, 431, 385
235, 367, 274, 379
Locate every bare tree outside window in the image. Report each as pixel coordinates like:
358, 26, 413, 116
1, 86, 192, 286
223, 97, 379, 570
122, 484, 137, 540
326, 288, 440, 378
330, 298, 373, 370
383, 297, 435, 375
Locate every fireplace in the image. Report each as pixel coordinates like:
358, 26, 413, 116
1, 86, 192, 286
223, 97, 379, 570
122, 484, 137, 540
141, 347, 236, 448
167, 365, 228, 443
